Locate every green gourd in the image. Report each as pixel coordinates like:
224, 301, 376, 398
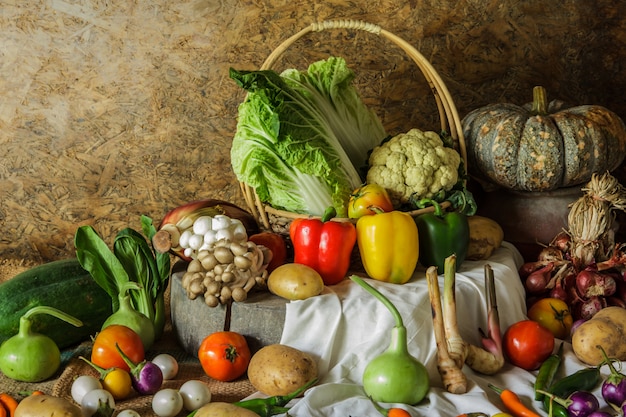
102, 281, 155, 350
0, 306, 82, 382
462, 86, 626, 191
350, 275, 430, 405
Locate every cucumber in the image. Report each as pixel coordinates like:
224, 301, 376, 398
0, 258, 113, 349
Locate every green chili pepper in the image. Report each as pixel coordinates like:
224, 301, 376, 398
414, 199, 470, 272
541, 366, 601, 417
534, 342, 564, 401
233, 378, 318, 417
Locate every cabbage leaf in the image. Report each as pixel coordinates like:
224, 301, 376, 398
230, 57, 386, 217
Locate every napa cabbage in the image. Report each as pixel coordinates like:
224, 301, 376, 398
230, 57, 386, 217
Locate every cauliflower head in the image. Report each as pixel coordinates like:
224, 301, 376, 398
366, 128, 461, 206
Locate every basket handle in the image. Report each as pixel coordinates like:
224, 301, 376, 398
259, 19, 467, 166
242, 20, 468, 229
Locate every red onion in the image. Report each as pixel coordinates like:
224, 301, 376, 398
550, 231, 571, 253
519, 261, 545, 279
613, 276, 626, 303
607, 296, 626, 308
549, 284, 568, 301
576, 269, 617, 298
577, 297, 607, 321
524, 262, 555, 294
570, 318, 586, 336
538, 245, 564, 262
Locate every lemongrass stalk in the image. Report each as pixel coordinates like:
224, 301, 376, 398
426, 265, 467, 394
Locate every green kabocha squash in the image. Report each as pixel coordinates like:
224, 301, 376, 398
462, 86, 626, 191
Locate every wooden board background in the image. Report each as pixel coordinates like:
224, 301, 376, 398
1, 0, 625, 263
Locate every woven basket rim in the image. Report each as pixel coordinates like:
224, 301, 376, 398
237, 19, 467, 229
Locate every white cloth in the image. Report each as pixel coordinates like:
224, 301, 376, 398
271, 242, 607, 416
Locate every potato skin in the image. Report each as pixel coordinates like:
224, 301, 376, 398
466, 215, 504, 260
15, 395, 82, 417
194, 402, 261, 417
267, 263, 324, 300
248, 344, 318, 396
572, 306, 626, 365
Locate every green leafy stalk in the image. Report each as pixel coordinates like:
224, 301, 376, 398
114, 228, 158, 321
74, 216, 170, 340
141, 215, 170, 337
75, 226, 130, 311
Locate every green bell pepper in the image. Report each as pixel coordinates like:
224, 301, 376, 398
414, 199, 470, 272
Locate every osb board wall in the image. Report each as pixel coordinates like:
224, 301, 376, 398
1, 0, 625, 263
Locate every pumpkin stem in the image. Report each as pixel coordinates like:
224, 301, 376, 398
530, 86, 549, 115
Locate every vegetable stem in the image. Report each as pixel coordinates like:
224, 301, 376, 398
22, 306, 83, 329
349, 275, 403, 328
426, 265, 467, 394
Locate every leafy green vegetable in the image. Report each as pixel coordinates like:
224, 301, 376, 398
74, 217, 170, 339
230, 57, 386, 217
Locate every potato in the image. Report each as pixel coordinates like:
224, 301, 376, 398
466, 215, 504, 260
267, 263, 324, 300
194, 402, 261, 417
572, 306, 626, 365
247, 344, 318, 396
15, 394, 81, 417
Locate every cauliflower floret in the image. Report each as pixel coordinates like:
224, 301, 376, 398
366, 128, 461, 206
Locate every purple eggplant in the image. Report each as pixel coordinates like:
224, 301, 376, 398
115, 343, 163, 395
539, 389, 600, 417
565, 391, 601, 417
586, 412, 613, 417
598, 345, 626, 411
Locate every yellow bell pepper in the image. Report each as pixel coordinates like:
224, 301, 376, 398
356, 211, 419, 284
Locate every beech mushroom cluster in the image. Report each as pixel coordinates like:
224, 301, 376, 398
180, 239, 271, 307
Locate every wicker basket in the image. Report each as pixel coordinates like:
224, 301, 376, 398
237, 19, 467, 233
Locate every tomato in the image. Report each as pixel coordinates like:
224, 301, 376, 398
527, 297, 573, 340
249, 232, 288, 273
102, 368, 132, 400
503, 319, 555, 371
348, 183, 394, 219
198, 331, 251, 382
91, 325, 145, 372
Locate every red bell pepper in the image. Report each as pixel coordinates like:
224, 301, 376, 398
289, 207, 357, 286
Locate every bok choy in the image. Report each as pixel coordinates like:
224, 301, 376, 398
230, 56, 386, 217
74, 215, 170, 342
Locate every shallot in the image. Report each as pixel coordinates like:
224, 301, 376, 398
538, 245, 565, 262
576, 268, 617, 298
576, 296, 607, 321
525, 262, 555, 294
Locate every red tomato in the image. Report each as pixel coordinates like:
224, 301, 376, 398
91, 325, 145, 372
198, 331, 251, 382
249, 232, 288, 273
503, 320, 555, 371
527, 297, 573, 340
348, 184, 394, 219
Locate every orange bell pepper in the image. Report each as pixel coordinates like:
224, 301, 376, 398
356, 211, 419, 284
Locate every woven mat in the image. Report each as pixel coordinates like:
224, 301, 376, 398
1, 259, 256, 415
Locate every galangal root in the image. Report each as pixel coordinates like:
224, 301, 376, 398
427, 255, 504, 394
